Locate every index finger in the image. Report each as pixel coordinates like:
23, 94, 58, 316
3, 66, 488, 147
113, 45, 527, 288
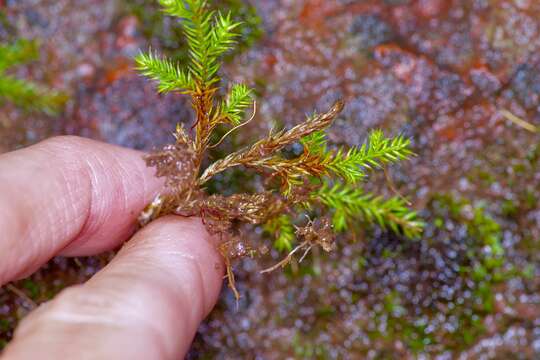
0, 136, 163, 285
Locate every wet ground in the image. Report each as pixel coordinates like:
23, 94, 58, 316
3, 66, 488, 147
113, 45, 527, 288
1, 0, 540, 358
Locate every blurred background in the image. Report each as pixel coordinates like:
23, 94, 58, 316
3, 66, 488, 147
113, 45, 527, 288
1, 0, 540, 358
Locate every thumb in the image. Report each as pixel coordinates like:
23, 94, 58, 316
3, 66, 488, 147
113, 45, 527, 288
2, 217, 224, 360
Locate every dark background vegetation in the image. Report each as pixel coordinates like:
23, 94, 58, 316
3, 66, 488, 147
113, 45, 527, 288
1, 0, 540, 358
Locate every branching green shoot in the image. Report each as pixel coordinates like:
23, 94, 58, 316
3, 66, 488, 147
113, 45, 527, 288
136, 0, 423, 299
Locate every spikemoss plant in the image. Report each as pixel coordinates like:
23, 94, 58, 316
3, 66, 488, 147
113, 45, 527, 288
135, 0, 423, 299
0, 39, 66, 115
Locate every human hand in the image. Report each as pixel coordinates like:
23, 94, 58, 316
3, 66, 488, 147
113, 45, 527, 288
0, 136, 224, 359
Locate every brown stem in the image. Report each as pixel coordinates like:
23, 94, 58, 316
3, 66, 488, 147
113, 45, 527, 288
199, 100, 344, 185
193, 87, 217, 166
260, 241, 309, 274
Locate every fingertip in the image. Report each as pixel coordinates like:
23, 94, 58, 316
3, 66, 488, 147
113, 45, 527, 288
0, 136, 165, 283
57, 138, 165, 256
112, 216, 225, 315
3, 216, 225, 360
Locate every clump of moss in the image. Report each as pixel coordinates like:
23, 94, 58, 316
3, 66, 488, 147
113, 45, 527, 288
135, 0, 422, 299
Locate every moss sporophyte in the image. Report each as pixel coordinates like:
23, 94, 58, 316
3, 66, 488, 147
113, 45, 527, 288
135, 0, 423, 299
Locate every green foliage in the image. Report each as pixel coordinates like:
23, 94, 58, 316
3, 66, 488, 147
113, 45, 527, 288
137, 0, 422, 292
137, 0, 254, 130
300, 130, 327, 155
0, 39, 66, 115
0, 39, 38, 72
328, 130, 412, 182
127, 0, 263, 63
316, 182, 423, 238
264, 214, 295, 251
299, 129, 422, 238
302, 130, 413, 184
221, 83, 253, 125
135, 51, 193, 93
137, 0, 254, 164
155, 0, 240, 88
0, 76, 65, 115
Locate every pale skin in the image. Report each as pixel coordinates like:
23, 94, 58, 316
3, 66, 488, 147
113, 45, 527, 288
0, 136, 224, 359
